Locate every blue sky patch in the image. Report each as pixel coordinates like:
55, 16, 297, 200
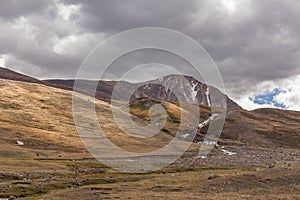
249, 88, 286, 109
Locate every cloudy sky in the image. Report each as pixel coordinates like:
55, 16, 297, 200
0, 0, 299, 111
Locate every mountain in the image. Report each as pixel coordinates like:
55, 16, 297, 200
0, 76, 299, 151
2, 68, 299, 150
0, 67, 240, 109
0, 67, 231, 109
0, 67, 71, 90
46, 74, 241, 109
129, 75, 241, 109
0, 67, 44, 84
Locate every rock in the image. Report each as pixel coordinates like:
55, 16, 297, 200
16, 141, 24, 146
221, 149, 236, 156
8, 196, 16, 200
269, 163, 276, 168
241, 195, 251, 198
208, 175, 220, 180
197, 155, 207, 159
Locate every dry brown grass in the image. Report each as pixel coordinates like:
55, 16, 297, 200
24, 164, 300, 200
0, 79, 299, 199
0, 79, 181, 157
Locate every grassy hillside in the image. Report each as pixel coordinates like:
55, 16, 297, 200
0, 78, 299, 199
222, 108, 300, 148
0, 79, 186, 157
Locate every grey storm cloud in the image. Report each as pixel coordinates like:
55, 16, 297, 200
0, 0, 52, 20
81, 0, 298, 83
0, 0, 299, 109
64, 0, 199, 33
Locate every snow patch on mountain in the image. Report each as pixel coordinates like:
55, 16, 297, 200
190, 81, 198, 102
198, 113, 219, 128
205, 87, 211, 107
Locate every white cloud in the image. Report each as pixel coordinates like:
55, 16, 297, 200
236, 97, 276, 110
274, 75, 300, 111
3, 54, 43, 76
53, 33, 106, 55
56, 0, 80, 21
0, 55, 6, 67
234, 75, 300, 111
221, 0, 237, 15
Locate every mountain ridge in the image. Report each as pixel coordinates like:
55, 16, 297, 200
0, 67, 72, 90
0, 67, 240, 109
46, 74, 241, 109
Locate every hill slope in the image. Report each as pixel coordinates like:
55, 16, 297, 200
0, 67, 43, 84
0, 76, 299, 157
129, 97, 300, 149
0, 67, 71, 90
221, 108, 300, 148
0, 79, 179, 159
0, 67, 298, 151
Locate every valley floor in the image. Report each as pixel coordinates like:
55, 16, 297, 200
0, 146, 299, 200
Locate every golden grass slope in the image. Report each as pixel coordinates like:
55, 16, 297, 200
0, 79, 88, 159
0, 77, 299, 161
0, 79, 187, 159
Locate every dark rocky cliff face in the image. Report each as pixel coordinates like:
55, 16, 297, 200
128, 75, 241, 109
